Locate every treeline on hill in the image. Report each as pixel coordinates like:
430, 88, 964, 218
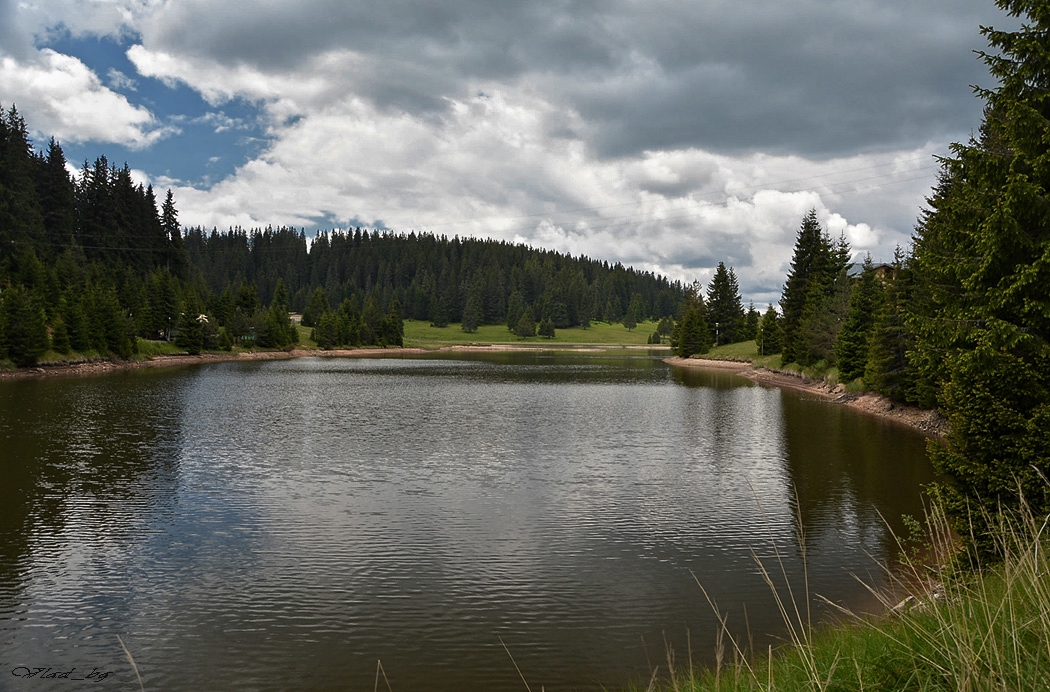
180, 225, 686, 345
0, 103, 687, 364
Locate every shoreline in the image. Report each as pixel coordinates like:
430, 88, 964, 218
665, 356, 948, 438
0, 343, 667, 382
1, 349, 947, 438
0, 347, 431, 381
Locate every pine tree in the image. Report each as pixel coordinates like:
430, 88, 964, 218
176, 291, 206, 355
657, 316, 675, 338
506, 290, 525, 332
756, 304, 782, 356
257, 278, 296, 349
313, 311, 340, 349
0, 286, 50, 366
865, 250, 914, 400
51, 316, 71, 354
909, 0, 1050, 557
162, 189, 188, 277
361, 295, 384, 345
835, 255, 882, 382
301, 288, 329, 327
462, 292, 482, 333
780, 210, 837, 364
515, 307, 536, 338
740, 301, 761, 342
796, 259, 852, 366
707, 262, 744, 345
381, 298, 404, 346
672, 282, 712, 357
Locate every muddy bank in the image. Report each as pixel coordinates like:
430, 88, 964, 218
0, 347, 431, 382
665, 356, 948, 439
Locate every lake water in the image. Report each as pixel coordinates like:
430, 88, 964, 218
0, 350, 937, 691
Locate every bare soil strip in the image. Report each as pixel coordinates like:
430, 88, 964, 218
665, 356, 947, 438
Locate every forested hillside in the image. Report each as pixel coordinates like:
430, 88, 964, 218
0, 104, 686, 363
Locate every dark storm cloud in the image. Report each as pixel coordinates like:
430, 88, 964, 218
140, 0, 1009, 158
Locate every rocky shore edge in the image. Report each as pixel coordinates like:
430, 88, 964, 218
665, 356, 948, 439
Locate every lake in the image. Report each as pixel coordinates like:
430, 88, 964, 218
0, 350, 937, 691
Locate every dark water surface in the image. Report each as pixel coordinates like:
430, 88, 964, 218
0, 351, 937, 691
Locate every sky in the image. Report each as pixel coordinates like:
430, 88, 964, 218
0, 0, 1016, 305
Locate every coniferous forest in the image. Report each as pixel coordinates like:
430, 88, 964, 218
0, 103, 686, 362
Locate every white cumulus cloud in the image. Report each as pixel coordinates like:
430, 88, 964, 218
0, 49, 170, 148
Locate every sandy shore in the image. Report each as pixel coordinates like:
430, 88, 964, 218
665, 356, 948, 438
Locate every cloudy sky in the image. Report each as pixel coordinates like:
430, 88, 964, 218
0, 0, 1014, 303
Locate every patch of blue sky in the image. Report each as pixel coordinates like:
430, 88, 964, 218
38, 32, 270, 188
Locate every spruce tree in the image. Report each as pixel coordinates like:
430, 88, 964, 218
909, 0, 1050, 556
835, 255, 882, 382
672, 282, 713, 357
740, 301, 760, 342
781, 211, 828, 363
706, 262, 743, 345
756, 304, 782, 356
506, 290, 525, 332
0, 286, 49, 366
176, 291, 206, 355
301, 288, 329, 327
515, 307, 536, 337
462, 293, 482, 333
864, 250, 915, 399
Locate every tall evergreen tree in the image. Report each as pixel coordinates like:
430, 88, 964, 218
175, 291, 206, 355
515, 307, 536, 337
461, 292, 482, 333
672, 282, 713, 357
780, 210, 835, 364
706, 262, 744, 345
909, 0, 1050, 557
301, 287, 329, 327
0, 285, 49, 366
162, 189, 188, 277
835, 255, 882, 382
865, 250, 914, 400
756, 304, 782, 356
740, 301, 760, 342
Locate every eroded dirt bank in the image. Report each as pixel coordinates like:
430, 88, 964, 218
665, 356, 948, 438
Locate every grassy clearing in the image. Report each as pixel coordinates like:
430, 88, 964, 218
403, 319, 665, 348
133, 339, 187, 358
705, 340, 760, 361
702, 342, 846, 383
638, 499, 1050, 692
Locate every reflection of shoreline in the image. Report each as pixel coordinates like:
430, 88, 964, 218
0, 344, 672, 382
665, 356, 947, 439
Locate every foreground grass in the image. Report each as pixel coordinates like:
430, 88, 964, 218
640, 503, 1050, 692
403, 319, 666, 348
